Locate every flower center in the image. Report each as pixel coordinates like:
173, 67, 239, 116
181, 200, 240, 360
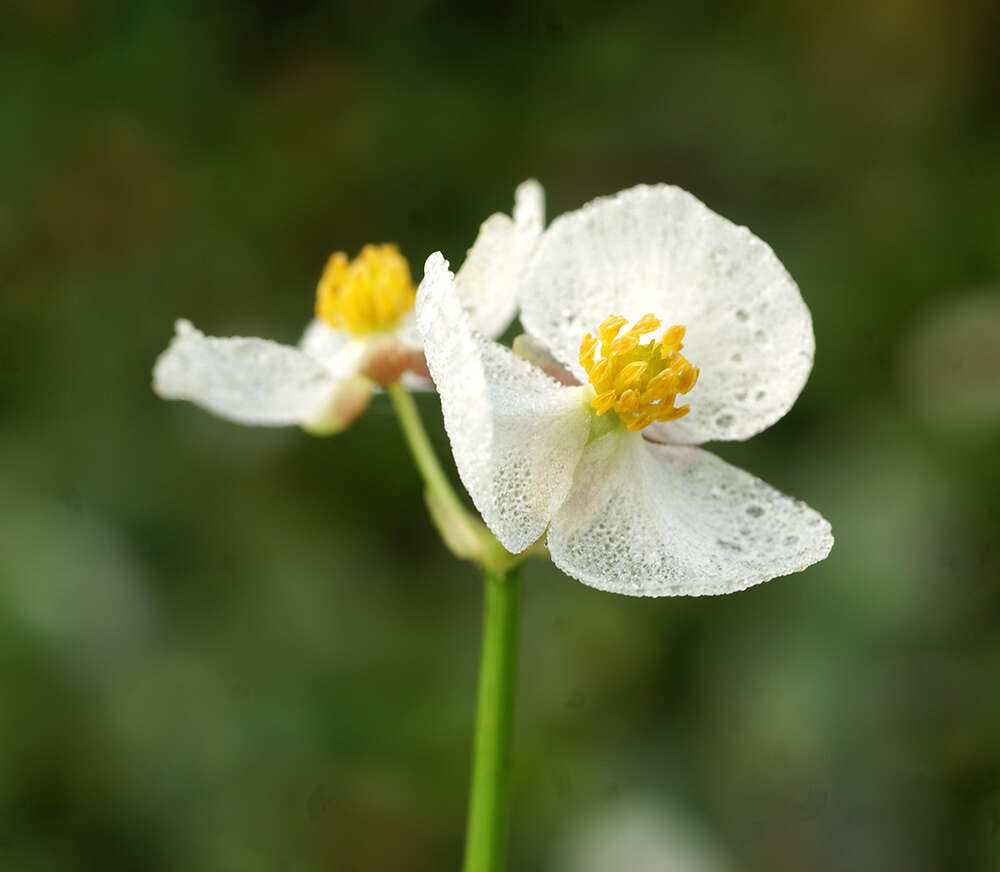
315, 243, 416, 336
579, 313, 699, 432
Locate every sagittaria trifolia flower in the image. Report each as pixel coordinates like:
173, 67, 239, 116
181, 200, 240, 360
416, 184, 833, 595
153, 180, 544, 434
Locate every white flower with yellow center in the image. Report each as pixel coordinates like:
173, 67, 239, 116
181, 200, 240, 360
417, 184, 833, 595
153, 180, 544, 433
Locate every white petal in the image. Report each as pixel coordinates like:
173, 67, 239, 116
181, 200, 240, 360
513, 178, 545, 228
301, 314, 431, 390
454, 180, 546, 339
520, 184, 815, 443
548, 432, 833, 596
416, 253, 591, 552
299, 317, 367, 381
154, 319, 344, 427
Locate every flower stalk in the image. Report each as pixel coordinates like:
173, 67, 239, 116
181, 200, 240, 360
463, 566, 523, 872
387, 383, 517, 571
388, 382, 526, 870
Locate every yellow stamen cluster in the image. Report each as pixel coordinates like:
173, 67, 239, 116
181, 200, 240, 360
579, 313, 699, 432
315, 243, 416, 336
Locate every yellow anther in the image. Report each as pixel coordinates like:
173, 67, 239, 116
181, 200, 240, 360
592, 390, 617, 415
598, 315, 628, 355
631, 313, 661, 335
579, 312, 699, 432
644, 368, 677, 394
661, 324, 686, 350
616, 389, 640, 413
609, 333, 641, 356
598, 314, 628, 338
613, 360, 648, 393
676, 365, 699, 394
587, 357, 611, 390
657, 404, 690, 422
626, 414, 654, 432
315, 243, 416, 336
579, 333, 599, 369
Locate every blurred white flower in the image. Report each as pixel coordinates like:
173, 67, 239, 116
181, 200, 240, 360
417, 185, 832, 596
552, 796, 733, 872
153, 181, 544, 434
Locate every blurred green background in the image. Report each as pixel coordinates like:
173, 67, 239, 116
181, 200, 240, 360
2, 1, 999, 869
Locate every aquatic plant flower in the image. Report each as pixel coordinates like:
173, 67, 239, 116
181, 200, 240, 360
153, 181, 544, 434
417, 185, 833, 595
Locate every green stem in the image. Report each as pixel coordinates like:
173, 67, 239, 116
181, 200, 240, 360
387, 383, 468, 522
388, 383, 525, 867
388, 382, 493, 563
464, 566, 523, 872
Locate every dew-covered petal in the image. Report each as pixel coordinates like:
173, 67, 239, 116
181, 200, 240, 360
547, 431, 833, 596
454, 179, 546, 339
520, 184, 814, 443
416, 253, 591, 552
154, 319, 345, 427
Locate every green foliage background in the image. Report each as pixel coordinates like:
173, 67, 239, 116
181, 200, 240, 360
2, 1, 999, 869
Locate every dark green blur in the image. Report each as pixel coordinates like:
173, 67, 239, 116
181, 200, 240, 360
2, 1, 999, 869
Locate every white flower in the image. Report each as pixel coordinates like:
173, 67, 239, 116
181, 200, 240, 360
153, 180, 545, 433
416, 184, 833, 596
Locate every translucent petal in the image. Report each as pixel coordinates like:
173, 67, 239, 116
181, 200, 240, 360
520, 184, 814, 443
454, 180, 546, 339
548, 431, 833, 596
511, 333, 581, 385
392, 309, 423, 352
416, 253, 591, 552
153, 319, 343, 427
299, 317, 366, 381
301, 315, 432, 391
400, 371, 434, 392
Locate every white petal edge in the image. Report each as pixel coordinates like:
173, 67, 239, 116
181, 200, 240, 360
416, 252, 591, 552
547, 431, 833, 596
520, 184, 815, 444
513, 178, 545, 228
154, 319, 343, 427
454, 179, 546, 339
